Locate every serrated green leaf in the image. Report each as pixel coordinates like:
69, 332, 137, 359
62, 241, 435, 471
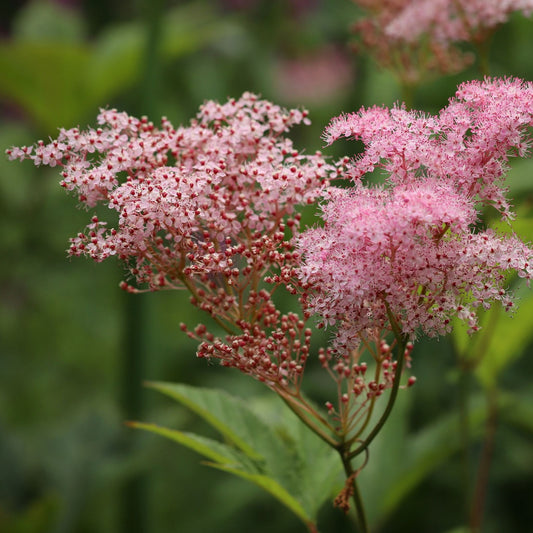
248, 395, 343, 511
131, 420, 314, 525
145, 381, 270, 459
138, 383, 342, 527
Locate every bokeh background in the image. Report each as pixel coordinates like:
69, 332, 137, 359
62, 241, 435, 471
1, 1, 533, 532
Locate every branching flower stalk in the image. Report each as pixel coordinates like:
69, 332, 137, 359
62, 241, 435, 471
8, 77, 533, 532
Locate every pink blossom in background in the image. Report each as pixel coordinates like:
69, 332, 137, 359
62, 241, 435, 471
351, 0, 533, 83
299, 77, 533, 351
386, 0, 533, 44
350, 0, 471, 83
274, 47, 353, 106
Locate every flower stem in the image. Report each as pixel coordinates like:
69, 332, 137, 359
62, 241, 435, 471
458, 364, 473, 522
348, 332, 408, 459
340, 451, 369, 533
469, 388, 499, 532
276, 389, 340, 448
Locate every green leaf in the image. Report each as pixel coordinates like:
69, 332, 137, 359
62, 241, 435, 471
247, 394, 343, 513
0, 41, 92, 131
381, 404, 486, 518
131, 420, 313, 525
506, 157, 533, 198
451, 277, 533, 390
129, 422, 256, 468
136, 383, 342, 528
207, 464, 313, 526
145, 381, 270, 459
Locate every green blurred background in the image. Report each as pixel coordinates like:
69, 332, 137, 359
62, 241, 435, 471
1, 1, 533, 532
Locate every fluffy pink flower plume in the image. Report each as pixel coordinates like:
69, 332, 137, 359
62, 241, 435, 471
300, 78, 533, 351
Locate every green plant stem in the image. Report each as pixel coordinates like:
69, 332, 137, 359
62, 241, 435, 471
340, 451, 369, 533
350, 360, 382, 442
348, 333, 408, 459
276, 390, 339, 448
458, 365, 473, 522
469, 388, 499, 533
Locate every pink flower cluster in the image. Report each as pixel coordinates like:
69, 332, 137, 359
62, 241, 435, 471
8, 94, 333, 387
8, 93, 329, 289
299, 77, 533, 350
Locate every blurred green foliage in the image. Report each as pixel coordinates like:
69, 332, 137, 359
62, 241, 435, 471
1, 1, 533, 532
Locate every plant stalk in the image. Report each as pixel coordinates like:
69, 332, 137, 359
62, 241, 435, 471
340, 451, 369, 533
469, 388, 498, 533
349, 332, 408, 460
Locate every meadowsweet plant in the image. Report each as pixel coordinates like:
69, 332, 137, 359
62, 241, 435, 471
8, 77, 533, 532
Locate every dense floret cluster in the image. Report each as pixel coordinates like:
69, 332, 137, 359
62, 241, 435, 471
299, 78, 533, 350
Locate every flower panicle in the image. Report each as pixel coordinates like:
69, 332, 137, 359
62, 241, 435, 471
300, 77, 533, 353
